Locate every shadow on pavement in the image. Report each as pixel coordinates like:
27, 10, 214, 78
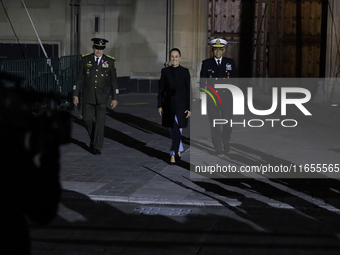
30, 190, 340, 255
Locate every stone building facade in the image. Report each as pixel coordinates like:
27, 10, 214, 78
1, 0, 340, 92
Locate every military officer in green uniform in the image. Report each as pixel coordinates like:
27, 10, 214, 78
73, 38, 119, 155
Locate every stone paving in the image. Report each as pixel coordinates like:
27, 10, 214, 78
29, 91, 340, 254
59, 93, 340, 208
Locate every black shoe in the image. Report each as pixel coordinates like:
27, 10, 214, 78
93, 149, 101, 155
224, 144, 230, 153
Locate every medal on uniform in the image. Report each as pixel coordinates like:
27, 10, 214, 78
226, 64, 232, 70
102, 61, 109, 68
86, 63, 92, 67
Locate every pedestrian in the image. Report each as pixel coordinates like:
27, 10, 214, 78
200, 38, 238, 155
158, 48, 192, 164
73, 38, 119, 155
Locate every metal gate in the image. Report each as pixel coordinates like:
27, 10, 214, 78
0, 55, 81, 95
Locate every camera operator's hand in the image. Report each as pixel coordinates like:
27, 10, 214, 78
73, 96, 79, 106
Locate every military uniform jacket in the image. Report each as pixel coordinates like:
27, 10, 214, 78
200, 57, 237, 78
73, 53, 118, 104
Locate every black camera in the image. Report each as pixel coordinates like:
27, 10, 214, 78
0, 72, 71, 151
33, 104, 72, 146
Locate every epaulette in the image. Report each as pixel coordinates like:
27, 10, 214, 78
106, 55, 115, 60
82, 53, 92, 57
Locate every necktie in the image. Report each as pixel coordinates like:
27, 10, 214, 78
96, 57, 99, 66
217, 59, 221, 67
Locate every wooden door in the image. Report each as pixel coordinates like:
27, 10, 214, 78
267, 0, 327, 77
208, 0, 327, 78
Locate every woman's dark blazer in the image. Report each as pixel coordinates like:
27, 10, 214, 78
157, 65, 192, 128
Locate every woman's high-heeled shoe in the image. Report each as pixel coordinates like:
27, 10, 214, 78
170, 155, 176, 165
176, 151, 182, 161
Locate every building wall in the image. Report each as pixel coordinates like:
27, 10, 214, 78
0, 0, 70, 58
173, 0, 208, 76
0, 0, 208, 78
172, 0, 208, 98
1, 0, 339, 79
78, 0, 168, 78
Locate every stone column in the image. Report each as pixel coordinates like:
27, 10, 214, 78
173, 0, 208, 98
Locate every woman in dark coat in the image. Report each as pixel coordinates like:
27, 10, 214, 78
158, 48, 192, 164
